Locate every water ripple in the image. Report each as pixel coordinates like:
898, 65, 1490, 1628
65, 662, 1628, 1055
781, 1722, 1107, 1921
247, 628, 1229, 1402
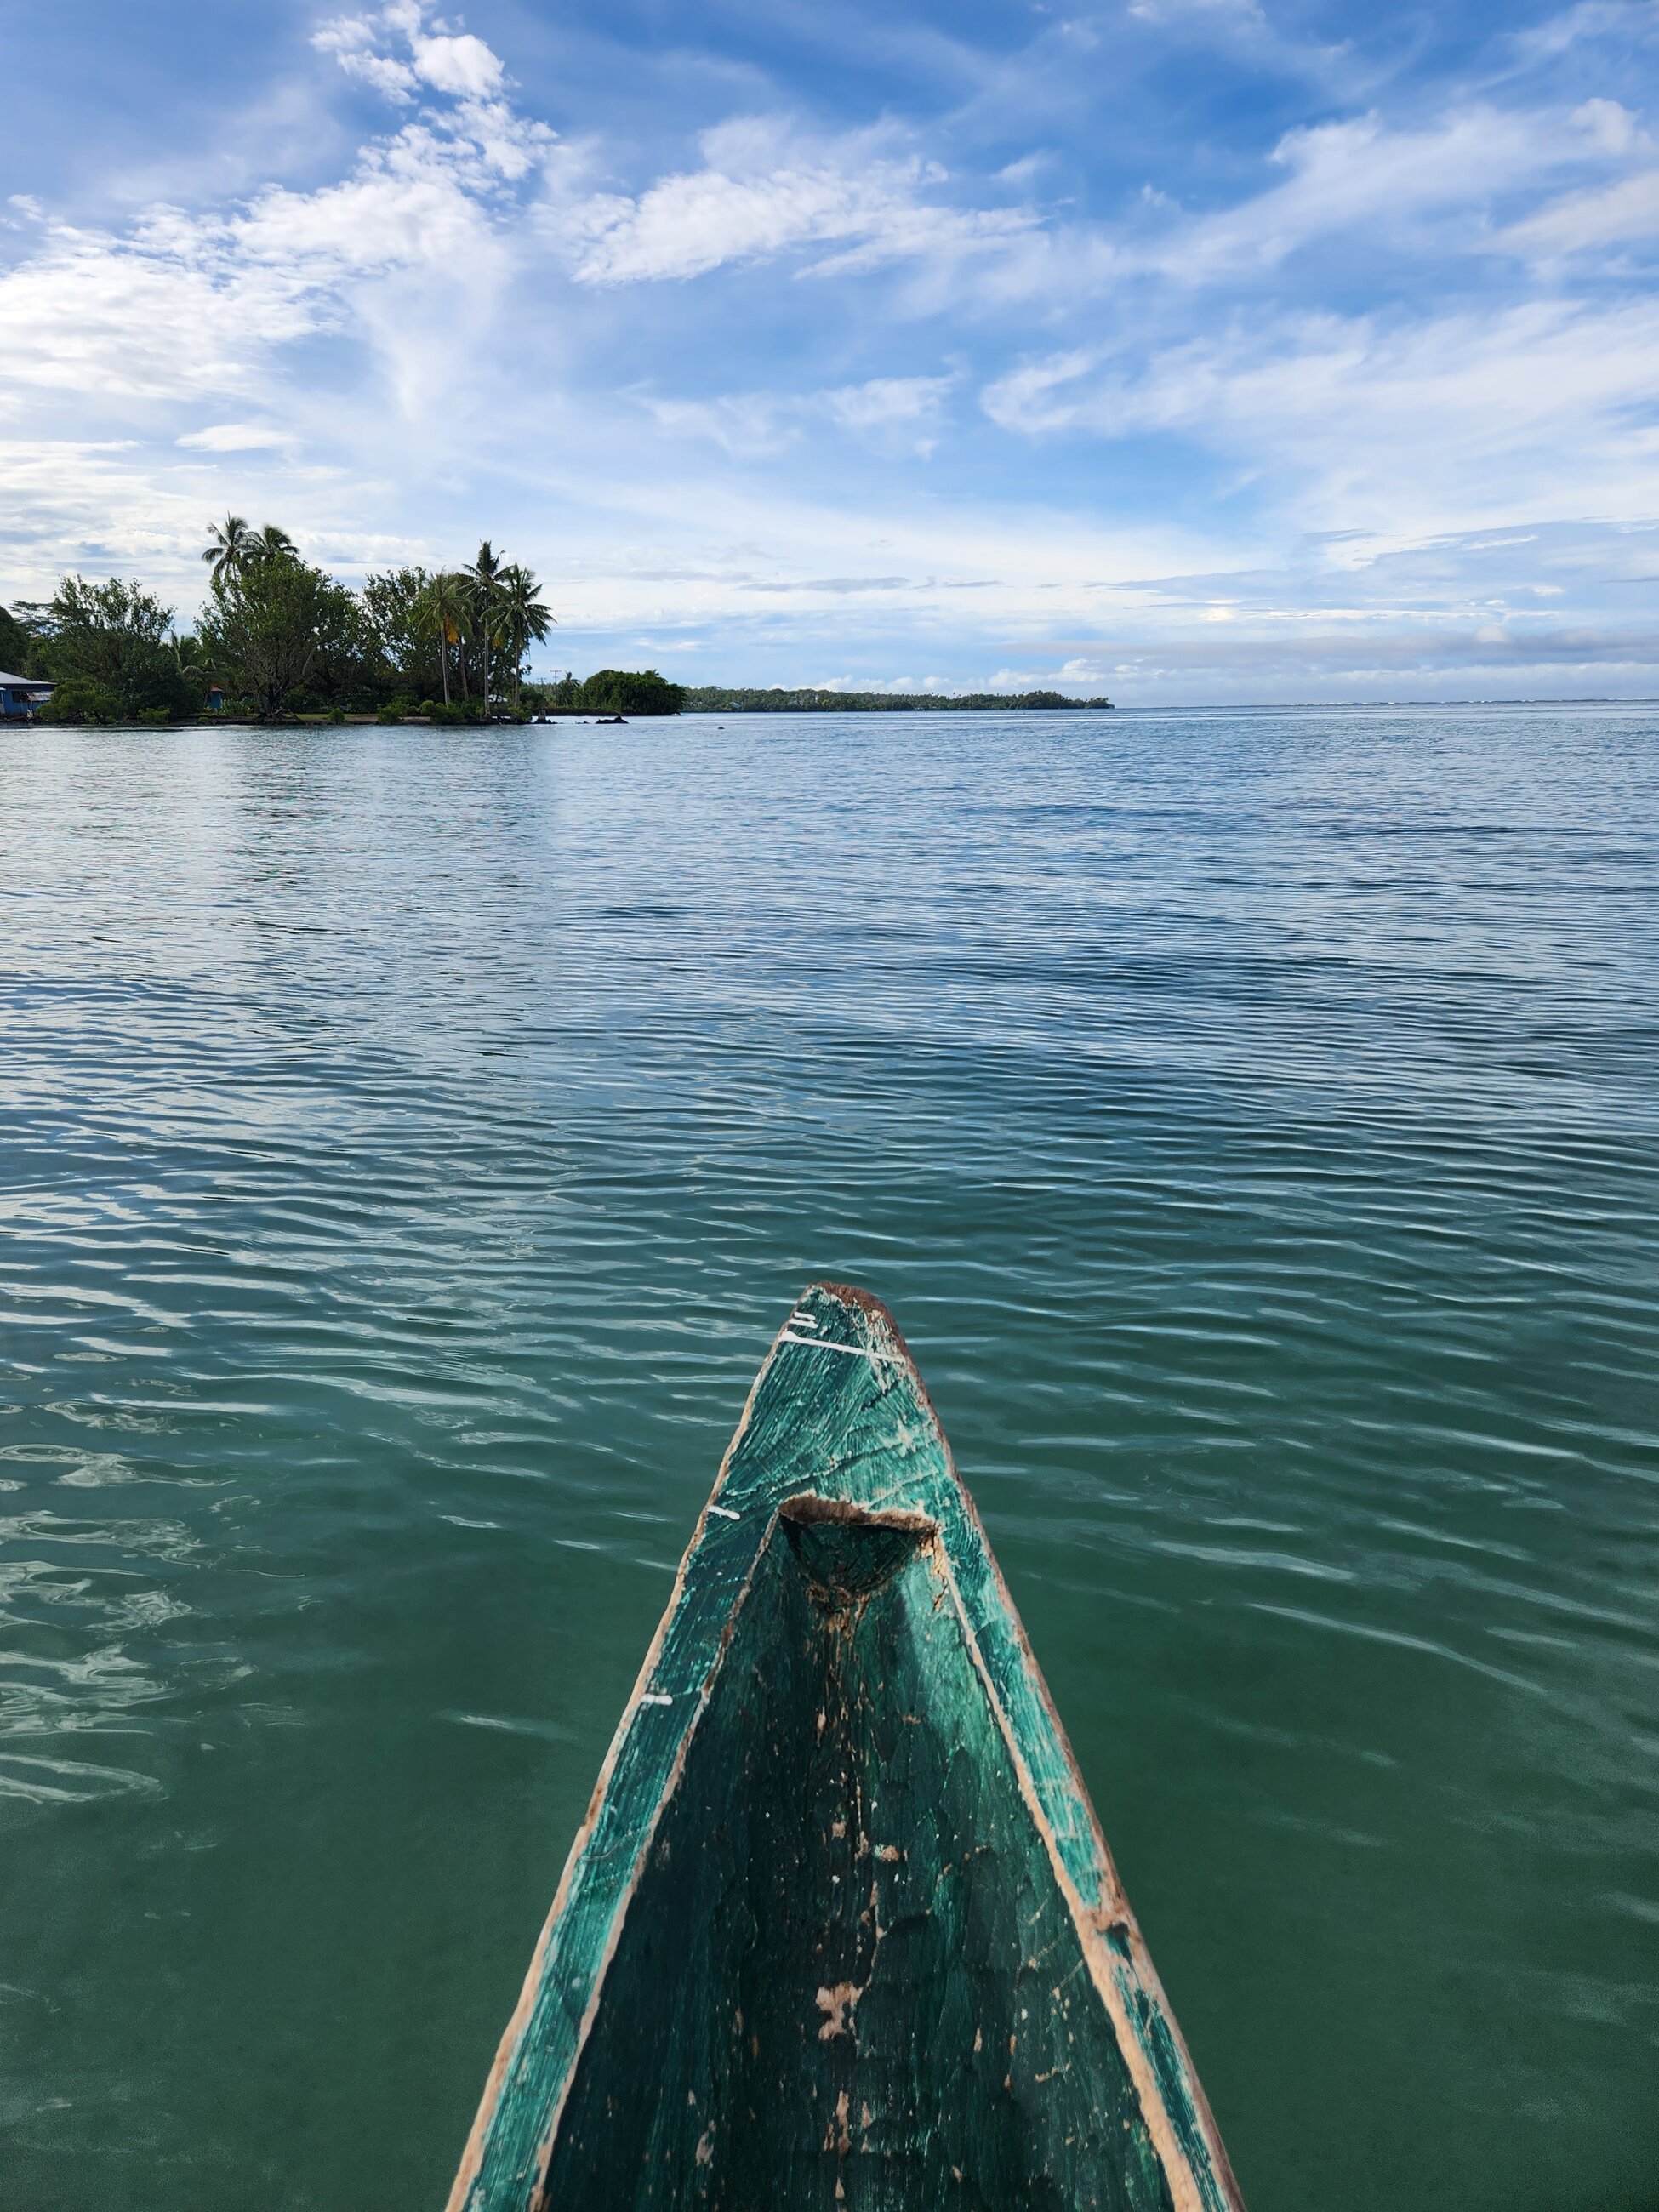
0, 710, 1656, 2210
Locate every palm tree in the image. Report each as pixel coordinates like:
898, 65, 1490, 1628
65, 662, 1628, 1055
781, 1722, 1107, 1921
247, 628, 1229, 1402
499, 564, 554, 713
202, 514, 252, 584
249, 524, 298, 563
419, 572, 470, 708
467, 539, 505, 714
174, 631, 221, 707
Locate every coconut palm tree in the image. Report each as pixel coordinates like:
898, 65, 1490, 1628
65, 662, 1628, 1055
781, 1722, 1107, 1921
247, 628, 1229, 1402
467, 539, 506, 714
419, 571, 471, 708
174, 631, 222, 708
499, 564, 554, 714
249, 524, 298, 563
202, 514, 252, 584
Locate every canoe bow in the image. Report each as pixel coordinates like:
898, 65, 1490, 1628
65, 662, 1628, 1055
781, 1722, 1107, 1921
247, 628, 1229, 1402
447, 1283, 1243, 2212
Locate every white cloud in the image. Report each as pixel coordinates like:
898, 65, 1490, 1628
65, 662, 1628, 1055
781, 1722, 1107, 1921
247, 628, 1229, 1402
1573, 97, 1641, 153
821, 374, 954, 431
639, 373, 955, 458
412, 31, 503, 99
977, 350, 1095, 431
557, 117, 1035, 286
983, 297, 1659, 540
175, 422, 294, 451
0, 218, 313, 403
812, 671, 960, 691
759, 97, 1646, 323
0, 92, 545, 413
1503, 1, 1651, 70
314, 6, 419, 99
1143, 105, 1620, 282
314, 3, 505, 103
639, 392, 798, 458
1497, 166, 1659, 254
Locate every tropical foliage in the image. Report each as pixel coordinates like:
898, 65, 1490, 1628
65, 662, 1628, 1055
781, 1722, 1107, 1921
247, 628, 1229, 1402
677, 687, 1115, 711
4, 519, 562, 722
37, 676, 125, 726
199, 546, 362, 722
6, 527, 1112, 727
417, 569, 470, 707
499, 562, 554, 711
578, 669, 686, 715
0, 601, 36, 675
29, 576, 197, 721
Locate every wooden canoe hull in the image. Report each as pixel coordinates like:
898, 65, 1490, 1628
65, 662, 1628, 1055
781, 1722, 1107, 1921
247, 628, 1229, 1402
448, 1285, 1242, 2212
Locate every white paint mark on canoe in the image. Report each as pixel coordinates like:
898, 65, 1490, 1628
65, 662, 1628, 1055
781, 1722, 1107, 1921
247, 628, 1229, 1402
707, 1505, 740, 1521
778, 1331, 901, 1364
640, 1691, 674, 1707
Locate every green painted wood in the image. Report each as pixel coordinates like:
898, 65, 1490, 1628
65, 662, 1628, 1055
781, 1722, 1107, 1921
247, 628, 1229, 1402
448, 1286, 1243, 2212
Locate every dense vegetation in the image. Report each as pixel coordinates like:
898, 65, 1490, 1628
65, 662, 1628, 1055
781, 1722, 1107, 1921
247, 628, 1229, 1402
527, 669, 686, 715
4, 527, 1111, 724
679, 687, 1114, 711
3, 519, 556, 723
9, 578, 198, 725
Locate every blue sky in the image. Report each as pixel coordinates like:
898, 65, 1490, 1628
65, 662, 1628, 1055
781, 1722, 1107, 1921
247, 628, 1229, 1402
3, 0, 1659, 699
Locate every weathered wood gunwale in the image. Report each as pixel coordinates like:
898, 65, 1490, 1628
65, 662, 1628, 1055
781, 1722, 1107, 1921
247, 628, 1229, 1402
448, 1283, 1243, 2212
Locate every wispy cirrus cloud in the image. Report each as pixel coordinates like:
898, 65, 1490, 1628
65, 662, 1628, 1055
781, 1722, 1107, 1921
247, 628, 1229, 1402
554, 117, 1035, 286
175, 423, 295, 452
0, 31, 550, 424
982, 294, 1659, 543
1143, 101, 1629, 278
641, 373, 955, 457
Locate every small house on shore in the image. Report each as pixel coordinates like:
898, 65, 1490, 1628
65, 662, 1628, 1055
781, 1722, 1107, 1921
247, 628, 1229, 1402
0, 670, 53, 719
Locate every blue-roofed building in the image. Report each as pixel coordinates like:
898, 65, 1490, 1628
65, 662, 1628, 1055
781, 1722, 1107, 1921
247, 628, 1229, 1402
0, 671, 53, 718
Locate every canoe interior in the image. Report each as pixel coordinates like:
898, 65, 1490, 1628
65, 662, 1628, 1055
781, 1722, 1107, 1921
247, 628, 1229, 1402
448, 1285, 1240, 2212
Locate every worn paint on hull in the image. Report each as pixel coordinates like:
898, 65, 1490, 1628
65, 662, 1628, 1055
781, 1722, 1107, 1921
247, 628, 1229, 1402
448, 1285, 1244, 2212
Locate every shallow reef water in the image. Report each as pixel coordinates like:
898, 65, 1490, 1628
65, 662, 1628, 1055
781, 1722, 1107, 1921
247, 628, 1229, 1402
1, 707, 1656, 2209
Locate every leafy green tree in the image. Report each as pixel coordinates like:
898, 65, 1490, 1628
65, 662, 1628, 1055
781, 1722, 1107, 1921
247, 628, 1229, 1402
1, 602, 38, 675
39, 575, 194, 719
467, 539, 505, 713
37, 676, 123, 724
199, 550, 362, 721
581, 668, 685, 715
675, 686, 1114, 711
362, 566, 444, 700
499, 564, 554, 713
311, 601, 379, 710
417, 571, 471, 708
172, 633, 219, 708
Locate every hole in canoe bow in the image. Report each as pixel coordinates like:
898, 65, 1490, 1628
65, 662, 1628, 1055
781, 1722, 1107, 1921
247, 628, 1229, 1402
777, 1492, 938, 1608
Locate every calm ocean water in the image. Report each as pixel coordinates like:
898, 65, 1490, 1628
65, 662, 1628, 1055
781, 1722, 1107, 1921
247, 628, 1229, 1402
1, 708, 1656, 2209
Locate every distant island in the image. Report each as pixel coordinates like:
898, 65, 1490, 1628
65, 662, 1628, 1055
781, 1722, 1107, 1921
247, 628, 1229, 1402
678, 687, 1114, 712
2, 524, 1113, 725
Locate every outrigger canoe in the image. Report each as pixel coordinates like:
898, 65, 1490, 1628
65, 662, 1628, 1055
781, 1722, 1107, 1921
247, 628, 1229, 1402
448, 1284, 1242, 2212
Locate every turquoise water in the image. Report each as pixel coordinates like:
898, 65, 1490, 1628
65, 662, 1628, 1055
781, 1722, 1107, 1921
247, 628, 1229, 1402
1, 709, 1656, 2210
